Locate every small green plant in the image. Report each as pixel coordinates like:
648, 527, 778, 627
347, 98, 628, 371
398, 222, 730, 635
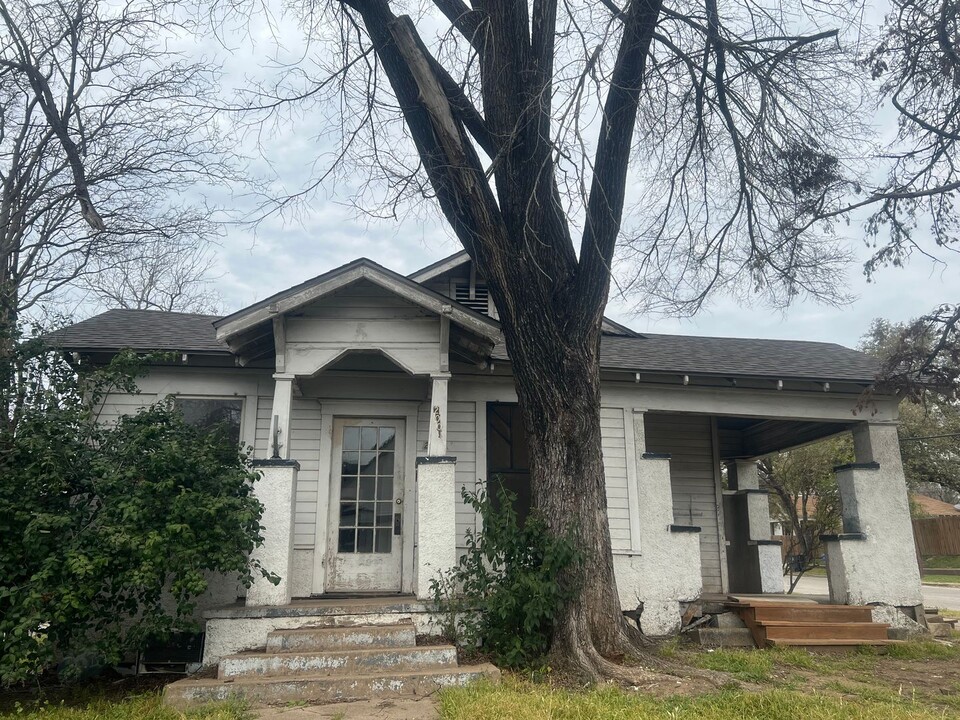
430, 484, 580, 669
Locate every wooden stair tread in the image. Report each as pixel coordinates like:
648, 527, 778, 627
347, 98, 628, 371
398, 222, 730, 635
755, 621, 888, 628
726, 601, 862, 610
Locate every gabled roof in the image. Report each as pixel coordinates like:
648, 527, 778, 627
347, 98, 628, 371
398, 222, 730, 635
408, 251, 641, 337
215, 257, 502, 344
408, 250, 470, 283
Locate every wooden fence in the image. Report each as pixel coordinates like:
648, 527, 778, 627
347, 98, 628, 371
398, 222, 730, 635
912, 516, 960, 557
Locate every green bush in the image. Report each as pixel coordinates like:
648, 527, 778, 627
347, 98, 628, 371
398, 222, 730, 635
430, 484, 580, 668
0, 333, 275, 685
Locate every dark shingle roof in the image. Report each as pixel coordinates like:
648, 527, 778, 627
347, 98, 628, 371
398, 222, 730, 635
493, 333, 877, 382
47, 309, 225, 353
52, 309, 878, 382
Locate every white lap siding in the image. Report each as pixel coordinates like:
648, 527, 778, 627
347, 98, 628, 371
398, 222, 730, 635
255, 396, 323, 549
644, 413, 723, 593
601, 407, 632, 552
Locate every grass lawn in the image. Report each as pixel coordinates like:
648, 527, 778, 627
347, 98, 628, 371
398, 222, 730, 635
921, 556, 960, 570
442, 641, 960, 720
5, 641, 960, 720
0, 688, 250, 720
921, 574, 960, 585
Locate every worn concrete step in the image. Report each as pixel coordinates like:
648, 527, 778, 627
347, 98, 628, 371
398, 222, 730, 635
219, 645, 457, 679
928, 621, 955, 639
165, 664, 501, 709
265, 622, 416, 653
697, 628, 756, 648
759, 621, 890, 642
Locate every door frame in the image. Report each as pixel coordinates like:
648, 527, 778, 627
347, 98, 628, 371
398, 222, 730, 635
312, 401, 419, 595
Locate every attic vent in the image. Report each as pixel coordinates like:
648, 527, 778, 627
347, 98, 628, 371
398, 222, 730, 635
453, 280, 491, 315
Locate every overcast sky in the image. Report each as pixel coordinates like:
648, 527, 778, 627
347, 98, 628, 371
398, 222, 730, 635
198, 2, 957, 351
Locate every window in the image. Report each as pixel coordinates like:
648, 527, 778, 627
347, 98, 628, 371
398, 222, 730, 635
173, 397, 243, 446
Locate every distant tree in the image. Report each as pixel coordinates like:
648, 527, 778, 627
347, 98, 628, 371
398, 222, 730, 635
760, 436, 852, 592
0, 0, 231, 340
861, 318, 960, 495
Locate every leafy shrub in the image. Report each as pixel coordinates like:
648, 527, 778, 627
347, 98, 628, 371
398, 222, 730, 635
430, 484, 580, 668
0, 334, 274, 685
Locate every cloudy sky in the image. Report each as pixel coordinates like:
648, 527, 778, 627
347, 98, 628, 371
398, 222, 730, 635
199, 2, 957, 351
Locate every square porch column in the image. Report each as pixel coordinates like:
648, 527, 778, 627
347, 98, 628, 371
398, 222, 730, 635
727, 460, 783, 594
247, 459, 299, 606
823, 422, 923, 608
610, 410, 702, 636
414, 456, 457, 599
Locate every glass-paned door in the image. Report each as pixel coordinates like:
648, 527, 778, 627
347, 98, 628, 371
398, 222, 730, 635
326, 418, 404, 592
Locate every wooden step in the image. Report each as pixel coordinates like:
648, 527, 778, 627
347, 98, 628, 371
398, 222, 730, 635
741, 605, 873, 624
758, 621, 890, 642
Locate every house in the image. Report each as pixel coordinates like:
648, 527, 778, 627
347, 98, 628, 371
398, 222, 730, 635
51, 251, 924, 664
911, 493, 960, 517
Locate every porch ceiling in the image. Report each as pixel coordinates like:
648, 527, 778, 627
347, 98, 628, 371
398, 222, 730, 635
717, 416, 852, 460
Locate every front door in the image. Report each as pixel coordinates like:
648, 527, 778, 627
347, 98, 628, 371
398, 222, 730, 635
326, 418, 404, 592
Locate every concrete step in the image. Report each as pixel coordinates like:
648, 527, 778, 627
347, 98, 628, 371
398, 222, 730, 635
219, 645, 458, 679
265, 622, 416, 653
928, 621, 955, 639
165, 664, 501, 709
697, 627, 756, 648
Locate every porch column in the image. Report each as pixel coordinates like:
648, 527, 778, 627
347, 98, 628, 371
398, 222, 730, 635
611, 410, 701, 636
415, 456, 457, 599
271, 374, 295, 459
727, 461, 782, 593
247, 459, 299, 606
823, 422, 923, 607
427, 374, 450, 456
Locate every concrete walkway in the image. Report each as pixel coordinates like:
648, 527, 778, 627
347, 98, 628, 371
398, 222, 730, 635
256, 698, 439, 720
790, 574, 960, 610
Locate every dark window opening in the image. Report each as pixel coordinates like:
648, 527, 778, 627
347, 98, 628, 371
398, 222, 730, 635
486, 402, 531, 525
173, 397, 243, 446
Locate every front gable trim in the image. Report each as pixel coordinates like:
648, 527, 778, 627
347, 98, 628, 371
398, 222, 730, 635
215, 258, 501, 345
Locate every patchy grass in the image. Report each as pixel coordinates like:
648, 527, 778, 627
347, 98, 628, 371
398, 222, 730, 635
921, 556, 960, 569
692, 649, 774, 682
886, 641, 960, 661
0, 692, 248, 720
440, 678, 954, 720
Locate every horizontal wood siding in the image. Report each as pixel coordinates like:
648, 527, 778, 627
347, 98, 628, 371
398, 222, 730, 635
645, 413, 723, 592
448, 401, 478, 550
96, 392, 157, 426
601, 407, 631, 551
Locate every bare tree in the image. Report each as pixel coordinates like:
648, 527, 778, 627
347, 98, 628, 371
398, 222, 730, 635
760, 439, 849, 593
219, 0, 886, 679
0, 0, 232, 334
82, 240, 223, 314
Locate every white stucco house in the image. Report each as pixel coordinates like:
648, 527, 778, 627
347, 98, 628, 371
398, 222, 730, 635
52, 251, 923, 662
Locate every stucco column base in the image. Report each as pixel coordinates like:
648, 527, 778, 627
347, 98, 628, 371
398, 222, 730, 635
247, 459, 299, 607
415, 456, 457, 600
615, 411, 702, 637
824, 426, 923, 607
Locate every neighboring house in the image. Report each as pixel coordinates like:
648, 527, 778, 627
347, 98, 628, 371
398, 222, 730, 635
51, 252, 924, 662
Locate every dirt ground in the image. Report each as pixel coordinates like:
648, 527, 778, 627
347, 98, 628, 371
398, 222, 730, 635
255, 697, 439, 720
